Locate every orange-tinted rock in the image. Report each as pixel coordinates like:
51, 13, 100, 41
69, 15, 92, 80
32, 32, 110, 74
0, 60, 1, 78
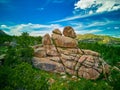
78, 66, 100, 80
66, 68, 76, 75
32, 57, 65, 73
61, 56, 77, 70
63, 26, 76, 38
52, 33, 78, 48
34, 47, 46, 58
42, 34, 52, 45
44, 45, 59, 56
83, 50, 100, 56
52, 29, 62, 35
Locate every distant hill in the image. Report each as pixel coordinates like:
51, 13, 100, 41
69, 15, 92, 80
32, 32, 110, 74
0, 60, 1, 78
0, 30, 8, 36
77, 34, 120, 45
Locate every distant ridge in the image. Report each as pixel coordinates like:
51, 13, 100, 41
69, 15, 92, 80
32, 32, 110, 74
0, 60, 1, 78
77, 34, 120, 45
0, 30, 8, 36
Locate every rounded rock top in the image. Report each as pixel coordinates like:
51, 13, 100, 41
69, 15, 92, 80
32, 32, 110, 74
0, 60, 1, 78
63, 26, 76, 38
52, 29, 62, 35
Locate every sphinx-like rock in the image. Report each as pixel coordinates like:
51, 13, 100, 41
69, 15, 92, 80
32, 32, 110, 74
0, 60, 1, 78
32, 27, 110, 80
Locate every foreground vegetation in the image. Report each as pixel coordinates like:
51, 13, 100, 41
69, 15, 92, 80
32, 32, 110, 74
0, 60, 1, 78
0, 33, 120, 90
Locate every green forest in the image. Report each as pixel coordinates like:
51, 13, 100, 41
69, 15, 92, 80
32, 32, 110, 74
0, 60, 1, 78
0, 33, 120, 90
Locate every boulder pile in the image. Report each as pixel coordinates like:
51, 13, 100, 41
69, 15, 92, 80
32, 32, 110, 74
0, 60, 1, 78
32, 26, 109, 80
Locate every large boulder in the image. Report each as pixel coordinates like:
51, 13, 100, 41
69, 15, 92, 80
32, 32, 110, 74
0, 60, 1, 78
63, 26, 76, 38
52, 33, 78, 48
32, 57, 65, 73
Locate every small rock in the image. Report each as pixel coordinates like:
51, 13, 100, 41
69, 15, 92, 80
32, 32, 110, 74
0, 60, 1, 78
52, 29, 62, 35
61, 75, 67, 79
72, 76, 77, 79
60, 72, 66, 75
42, 33, 52, 45
48, 78, 55, 85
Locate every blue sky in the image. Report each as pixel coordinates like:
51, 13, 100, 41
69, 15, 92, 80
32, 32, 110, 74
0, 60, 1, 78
0, 0, 120, 37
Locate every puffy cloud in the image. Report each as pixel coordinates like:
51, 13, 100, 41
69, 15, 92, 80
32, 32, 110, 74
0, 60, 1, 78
75, 0, 95, 10
75, 0, 120, 14
1, 25, 8, 28
0, 23, 63, 36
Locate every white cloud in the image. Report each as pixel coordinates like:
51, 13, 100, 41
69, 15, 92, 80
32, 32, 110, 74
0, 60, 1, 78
86, 20, 115, 28
89, 10, 93, 14
1, 25, 8, 28
76, 29, 102, 34
75, 0, 120, 13
0, 23, 63, 36
71, 19, 120, 30
29, 31, 52, 36
75, 0, 95, 10
52, 12, 99, 23
52, 0, 120, 23
114, 27, 119, 29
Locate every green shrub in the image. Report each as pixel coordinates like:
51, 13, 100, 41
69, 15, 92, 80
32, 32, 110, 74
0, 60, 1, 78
107, 69, 120, 90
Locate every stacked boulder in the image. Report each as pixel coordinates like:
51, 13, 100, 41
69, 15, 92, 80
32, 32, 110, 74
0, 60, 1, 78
32, 26, 109, 80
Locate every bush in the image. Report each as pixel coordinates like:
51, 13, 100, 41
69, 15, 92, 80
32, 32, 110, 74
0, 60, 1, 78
0, 63, 49, 90
107, 68, 120, 90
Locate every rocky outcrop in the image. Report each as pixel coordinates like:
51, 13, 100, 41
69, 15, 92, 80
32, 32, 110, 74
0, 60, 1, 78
32, 26, 110, 80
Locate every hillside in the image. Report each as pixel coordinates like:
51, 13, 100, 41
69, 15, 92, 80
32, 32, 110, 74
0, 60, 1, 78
77, 34, 120, 45
0, 30, 8, 36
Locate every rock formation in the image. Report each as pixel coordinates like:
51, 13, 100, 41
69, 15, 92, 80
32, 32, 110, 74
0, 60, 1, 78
32, 26, 109, 80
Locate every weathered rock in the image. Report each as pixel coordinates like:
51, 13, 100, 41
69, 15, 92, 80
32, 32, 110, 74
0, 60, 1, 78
66, 68, 76, 75
32, 26, 110, 80
44, 45, 59, 56
61, 57, 77, 70
42, 34, 52, 45
78, 66, 100, 80
63, 26, 76, 38
32, 57, 65, 73
52, 29, 62, 35
57, 48, 83, 55
34, 47, 46, 58
52, 33, 78, 48
83, 50, 100, 56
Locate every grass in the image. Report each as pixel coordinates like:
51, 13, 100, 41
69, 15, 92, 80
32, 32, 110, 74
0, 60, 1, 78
0, 35, 120, 90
